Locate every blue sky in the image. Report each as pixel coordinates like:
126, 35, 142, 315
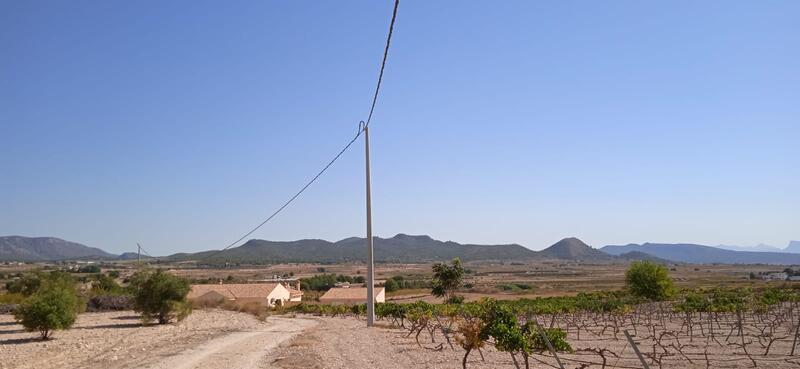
1, 1, 798, 255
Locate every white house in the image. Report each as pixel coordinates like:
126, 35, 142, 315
762, 272, 788, 281
188, 283, 300, 307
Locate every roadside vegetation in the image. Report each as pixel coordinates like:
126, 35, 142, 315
1, 267, 193, 340
131, 269, 192, 324
14, 273, 81, 339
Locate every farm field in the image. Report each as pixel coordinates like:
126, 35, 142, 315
270, 311, 800, 369
2, 261, 799, 369
22, 260, 780, 299
3, 305, 799, 369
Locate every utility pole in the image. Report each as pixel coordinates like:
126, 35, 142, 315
365, 125, 375, 327
137, 243, 141, 265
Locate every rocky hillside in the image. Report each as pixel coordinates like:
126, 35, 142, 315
169, 234, 541, 263
601, 242, 800, 264
0, 236, 117, 261
538, 237, 614, 261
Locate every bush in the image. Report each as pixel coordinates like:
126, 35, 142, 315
75, 265, 101, 274
625, 261, 675, 301
6, 271, 76, 296
0, 292, 26, 304
90, 274, 125, 295
86, 295, 134, 312
447, 295, 465, 304
14, 284, 80, 339
384, 278, 400, 292
132, 270, 191, 324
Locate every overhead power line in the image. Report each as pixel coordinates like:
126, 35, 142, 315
201, 0, 400, 261
366, 0, 399, 128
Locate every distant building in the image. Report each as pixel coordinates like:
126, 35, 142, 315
187, 283, 302, 307
788, 276, 800, 281
762, 272, 788, 281
319, 287, 385, 305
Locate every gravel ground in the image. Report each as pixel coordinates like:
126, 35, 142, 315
4, 312, 798, 369
0, 310, 306, 369
267, 316, 800, 369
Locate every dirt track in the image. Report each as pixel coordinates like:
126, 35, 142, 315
0, 310, 314, 369
142, 317, 315, 369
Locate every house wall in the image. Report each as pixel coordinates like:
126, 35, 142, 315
266, 284, 291, 306
376, 289, 385, 303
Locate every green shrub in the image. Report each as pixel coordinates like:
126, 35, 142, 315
6, 271, 76, 297
625, 261, 674, 301
14, 284, 80, 340
384, 278, 400, 292
90, 274, 125, 295
132, 269, 191, 324
432, 258, 464, 301
75, 265, 101, 274
0, 292, 26, 304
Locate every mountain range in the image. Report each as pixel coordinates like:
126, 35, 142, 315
168, 234, 539, 263
1, 235, 798, 265
601, 242, 800, 264
0, 236, 117, 261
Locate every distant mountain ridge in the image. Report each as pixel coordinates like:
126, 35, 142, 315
715, 243, 783, 253
538, 237, 614, 261
168, 234, 542, 263
2, 234, 797, 265
601, 243, 800, 264
785, 241, 800, 253
0, 236, 117, 261
169, 235, 634, 264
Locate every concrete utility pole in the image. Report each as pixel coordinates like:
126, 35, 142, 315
364, 125, 375, 326
137, 243, 141, 265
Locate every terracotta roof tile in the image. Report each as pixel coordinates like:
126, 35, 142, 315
319, 287, 385, 301
187, 283, 283, 300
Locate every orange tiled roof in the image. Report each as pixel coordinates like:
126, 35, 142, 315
187, 283, 283, 300
319, 287, 384, 301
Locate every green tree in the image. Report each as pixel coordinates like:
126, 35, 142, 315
14, 284, 80, 339
625, 261, 674, 301
6, 271, 75, 296
384, 278, 400, 292
432, 258, 464, 301
133, 270, 191, 324
90, 274, 124, 295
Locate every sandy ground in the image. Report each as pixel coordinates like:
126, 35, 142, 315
0, 310, 314, 369
268, 316, 800, 369
4, 311, 799, 369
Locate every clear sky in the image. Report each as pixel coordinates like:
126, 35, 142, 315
1, 1, 798, 255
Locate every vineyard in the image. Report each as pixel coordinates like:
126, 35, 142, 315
289, 286, 800, 369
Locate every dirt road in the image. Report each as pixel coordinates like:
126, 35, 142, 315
142, 317, 317, 369
0, 311, 316, 369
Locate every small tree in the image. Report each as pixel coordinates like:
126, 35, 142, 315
133, 269, 191, 324
432, 258, 464, 301
384, 278, 400, 292
14, 284, 79, 340
625, 260, 674, 301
